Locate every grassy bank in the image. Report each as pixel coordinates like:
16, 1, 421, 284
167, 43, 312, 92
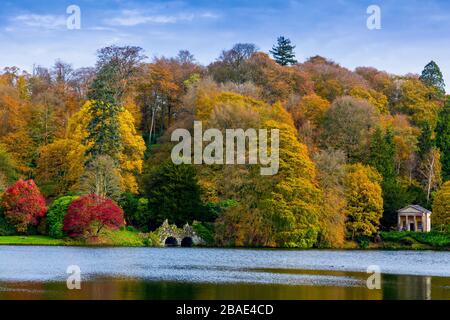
0, 235, 65, 246
1, 230, 449, 250
379, 231, 450, 250
0, 229, 158, 247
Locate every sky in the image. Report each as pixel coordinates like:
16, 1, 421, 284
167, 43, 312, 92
0, 0, 450, 89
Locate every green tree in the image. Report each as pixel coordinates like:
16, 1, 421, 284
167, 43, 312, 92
368, 128, 407, 229
270, 36, 298, 66
47, 196, 79, 238
417, 122, 434, 160
420, 61, 445, 96
368, 128, 395, 180
142, 162, 207, 228
381, 180, 412, 229
432, 181, 450, 230
118, 192, 150, 230
436, 98, 450, 181
86, 65, 123, 160
85, 46, 145, 161
0, 144, 17, 192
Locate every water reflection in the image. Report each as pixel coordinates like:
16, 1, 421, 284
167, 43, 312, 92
1, 246, 449, 300
1, 272, 448, 300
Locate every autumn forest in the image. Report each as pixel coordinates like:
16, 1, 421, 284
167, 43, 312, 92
1, 38, 450, 248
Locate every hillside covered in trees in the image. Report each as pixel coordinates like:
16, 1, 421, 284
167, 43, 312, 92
1, 39, 449, 248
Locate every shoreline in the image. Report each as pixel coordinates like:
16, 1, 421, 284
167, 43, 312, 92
0, 235, 448, 251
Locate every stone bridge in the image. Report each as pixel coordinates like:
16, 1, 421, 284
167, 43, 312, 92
156, 220, 205, 247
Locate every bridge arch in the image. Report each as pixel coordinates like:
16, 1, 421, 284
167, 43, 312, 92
181, 237, 193, 247
164, 236, 178, 247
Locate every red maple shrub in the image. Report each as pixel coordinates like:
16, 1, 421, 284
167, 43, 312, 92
0, 179, 47, 233
63, 194, 124, 238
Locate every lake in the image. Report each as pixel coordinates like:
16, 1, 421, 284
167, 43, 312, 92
0, 246, 449, 300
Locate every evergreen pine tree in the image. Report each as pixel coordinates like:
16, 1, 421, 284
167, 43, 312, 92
420, 60, 446, 95
270, 36, 298, 66
417, 122, 434, 160
436, 98, 450, 181
369, 128, 395, 180
85, 63, 122, 161
369, 128, 408, 229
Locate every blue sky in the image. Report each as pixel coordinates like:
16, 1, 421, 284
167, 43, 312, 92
1, 0, 450, 89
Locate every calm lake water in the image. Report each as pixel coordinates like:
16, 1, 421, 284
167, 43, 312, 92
0, 246, 449, 300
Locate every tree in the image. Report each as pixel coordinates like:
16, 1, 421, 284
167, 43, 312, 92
313, 148, 347, 247
321, 96, 378, 162
63, 194, 124, 238
432, 181, 450, 230
80, 155, 122, 200
270, 36, 298, 66
349, 86, 388, 114
0, 144, 18, 192
381, 115, 420, 176
344, 164, 383, 239
85, 99, 123, 161
35, 139, 85, 197
209, 43, 258, 83
142, 162, 206, 228
176, 50, 196, 64
417, 122, 434, 160
368, 127, 414, 229
135, 61, 181, 144
245, 52, 313, 103
297, 56, 368, 102
118, 192, 150, 229
93, 45, 146, 101
68, 101, 145, 193
369, 128, 396, 180
85, 46, 146, 162
420, 61, 445, 96
381, 179, 412, 229
0, 179, 47, 233
436, 99, 450, 181
262, 112, 322, 248
418, 147, 442, 203
287, 93, 330, 130
47, 196, 78, 238
389, 78, 440, 128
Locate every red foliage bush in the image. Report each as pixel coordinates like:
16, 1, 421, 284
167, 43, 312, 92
0, 179, 47, 233
63, 194, 124, 237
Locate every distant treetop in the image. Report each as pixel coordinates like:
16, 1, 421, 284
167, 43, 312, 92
270, 36, 298, 66
420, 60, 446, 95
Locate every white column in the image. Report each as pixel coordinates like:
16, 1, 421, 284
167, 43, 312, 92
414, 216, 417, 232
406, 215, 410, 231
398, 214, 401, 231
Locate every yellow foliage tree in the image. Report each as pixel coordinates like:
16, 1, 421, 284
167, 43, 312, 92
67, 101, 146, 193
288, 93, 330, 129
349, 86, 388, 114
190, 90, 322, 247
432, 181, 450, 230
35, 139, 86, 196
344, 163, 383, 239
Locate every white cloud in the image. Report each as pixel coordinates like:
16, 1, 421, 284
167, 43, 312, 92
106, 10, 194, 26
12, 14, 66, 29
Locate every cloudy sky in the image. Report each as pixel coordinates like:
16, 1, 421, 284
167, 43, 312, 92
1, 0, 450, 88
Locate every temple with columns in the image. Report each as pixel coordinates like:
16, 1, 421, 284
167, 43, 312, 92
397, 205, 432, 232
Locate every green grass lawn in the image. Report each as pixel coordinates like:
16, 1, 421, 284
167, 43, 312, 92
92, 228, 147, 246
0, 229, 156, 247
0, 235, 65, 246
380, 231, 450, 250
